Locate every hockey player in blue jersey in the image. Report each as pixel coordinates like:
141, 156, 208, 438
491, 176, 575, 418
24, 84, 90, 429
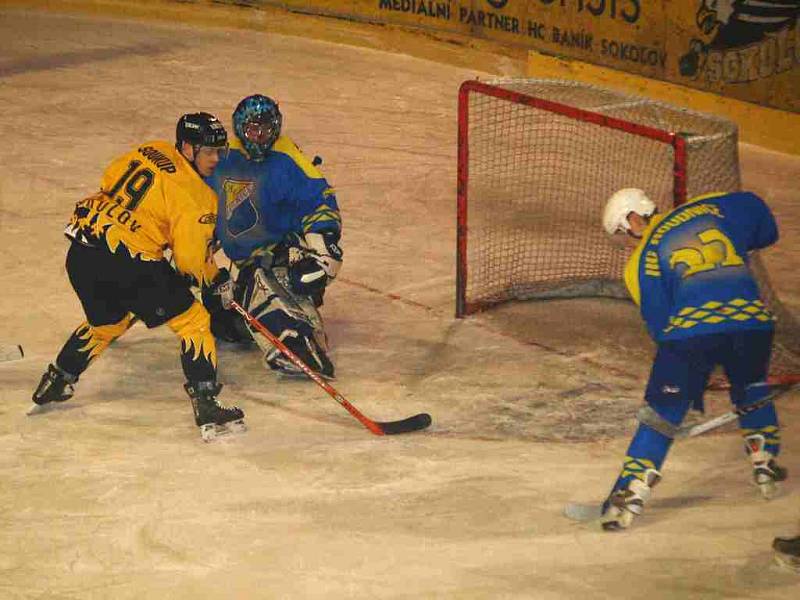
205, 94, 342, 378
598, 187, 786, 530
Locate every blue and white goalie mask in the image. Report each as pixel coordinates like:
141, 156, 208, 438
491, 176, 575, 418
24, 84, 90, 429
232, 94, 283, 162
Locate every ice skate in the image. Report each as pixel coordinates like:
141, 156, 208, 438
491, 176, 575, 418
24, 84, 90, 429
744, 434, 787, 499
601, 468, 661, 531
185, 381, 246, 442
773, 536, 800, 573
28, 364, 78, 415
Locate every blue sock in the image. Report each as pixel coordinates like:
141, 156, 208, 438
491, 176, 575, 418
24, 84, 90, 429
609, 423, 672, 493
737, 385, 780, 456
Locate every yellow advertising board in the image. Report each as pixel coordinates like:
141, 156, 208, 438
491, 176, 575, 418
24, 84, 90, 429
247, 0, 799, 114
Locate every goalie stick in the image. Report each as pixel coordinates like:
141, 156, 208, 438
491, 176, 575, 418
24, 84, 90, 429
564, 381, 798, 523
229, 300, 432, 436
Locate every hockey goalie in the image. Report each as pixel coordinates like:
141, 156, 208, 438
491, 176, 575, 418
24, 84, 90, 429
205, 94, 342, 379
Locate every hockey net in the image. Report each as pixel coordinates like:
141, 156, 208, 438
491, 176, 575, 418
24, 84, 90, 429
456, 78, 800, 385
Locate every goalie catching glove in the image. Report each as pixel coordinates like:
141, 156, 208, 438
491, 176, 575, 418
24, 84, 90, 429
288, 232, 342, 297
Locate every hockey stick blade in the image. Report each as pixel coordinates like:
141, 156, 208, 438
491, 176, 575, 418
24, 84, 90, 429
230, 301, 433, 436
564, 502, 604, 522
376, 412, 432, 435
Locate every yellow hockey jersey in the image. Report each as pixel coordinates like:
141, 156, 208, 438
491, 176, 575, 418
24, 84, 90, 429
65, 141, 219, 287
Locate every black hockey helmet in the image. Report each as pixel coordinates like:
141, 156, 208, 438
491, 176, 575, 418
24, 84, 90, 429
175, 112, 228, 152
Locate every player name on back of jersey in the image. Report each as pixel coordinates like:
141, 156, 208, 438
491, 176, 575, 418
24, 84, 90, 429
139, 145, 177, 173
649, 203, 723, 245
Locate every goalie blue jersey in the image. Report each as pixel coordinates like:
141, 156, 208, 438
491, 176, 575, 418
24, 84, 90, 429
207, 135, 341, 264
624, 191, 778, 342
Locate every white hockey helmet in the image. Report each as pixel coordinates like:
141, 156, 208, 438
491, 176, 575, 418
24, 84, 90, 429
602, 188, 656, 235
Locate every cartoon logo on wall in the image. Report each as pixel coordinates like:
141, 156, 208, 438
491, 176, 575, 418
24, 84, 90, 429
679, 0, 800, 84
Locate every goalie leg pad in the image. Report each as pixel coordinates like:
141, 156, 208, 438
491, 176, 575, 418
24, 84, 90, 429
242, 266, 324, 334
240, 266, 334, 378
263, 325, 335, 379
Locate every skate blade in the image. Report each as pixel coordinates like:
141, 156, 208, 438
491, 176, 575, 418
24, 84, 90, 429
601, 520, 625, 532
200, 420, 247, 442
220, 420, 247, 436
757, 481, 782, 500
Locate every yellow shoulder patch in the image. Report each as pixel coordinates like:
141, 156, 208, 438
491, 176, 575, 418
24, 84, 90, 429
229, 136, 245, 152
272, 136, 324, 179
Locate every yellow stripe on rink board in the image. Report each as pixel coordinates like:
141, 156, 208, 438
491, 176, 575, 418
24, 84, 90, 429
526, 51, 800, 156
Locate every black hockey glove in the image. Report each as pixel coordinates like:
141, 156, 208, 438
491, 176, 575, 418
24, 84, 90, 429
202, 268, 234, 313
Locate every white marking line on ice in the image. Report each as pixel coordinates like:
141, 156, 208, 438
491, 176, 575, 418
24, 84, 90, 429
383, 275, 454, 294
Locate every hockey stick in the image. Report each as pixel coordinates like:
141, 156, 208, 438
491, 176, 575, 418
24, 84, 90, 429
229, 300, 432, 435
677, 381, 799, 438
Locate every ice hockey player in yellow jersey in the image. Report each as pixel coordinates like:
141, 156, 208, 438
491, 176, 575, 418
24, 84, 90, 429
31, 113, 245, 442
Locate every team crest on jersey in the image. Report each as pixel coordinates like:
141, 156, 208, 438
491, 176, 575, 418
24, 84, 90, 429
198, 213, 216, 224
222, 179, 256, 218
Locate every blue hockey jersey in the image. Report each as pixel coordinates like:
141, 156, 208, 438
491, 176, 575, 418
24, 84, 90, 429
624, 191, 778, 342
207, 135, 341, 264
